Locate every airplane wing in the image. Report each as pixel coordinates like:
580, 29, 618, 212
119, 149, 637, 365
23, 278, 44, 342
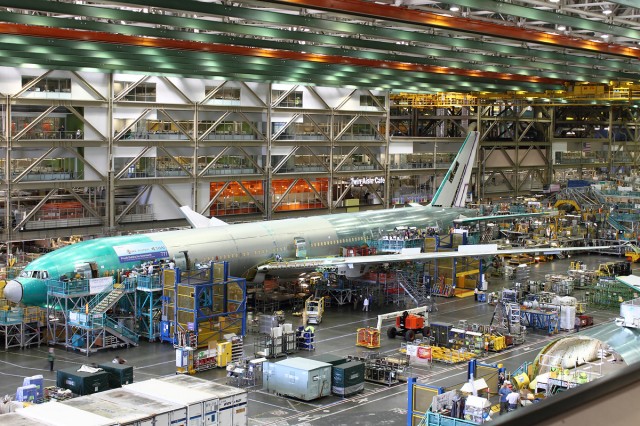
453, 211, 556, 225
257, 244, 610, 273
179, 206, 228, 228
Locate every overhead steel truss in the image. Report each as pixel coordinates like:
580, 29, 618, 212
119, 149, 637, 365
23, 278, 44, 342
0, 1, 638, 92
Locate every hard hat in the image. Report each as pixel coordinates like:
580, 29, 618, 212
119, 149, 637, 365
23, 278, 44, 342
504, 380, 511, 385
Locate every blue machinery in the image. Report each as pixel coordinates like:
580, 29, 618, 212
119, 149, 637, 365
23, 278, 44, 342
135, 275, 164, 341
160, 262, 247, 347
520, 309, 559, 335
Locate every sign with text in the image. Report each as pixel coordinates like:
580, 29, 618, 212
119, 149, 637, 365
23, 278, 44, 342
406, 344, 432, 364
89, 276, 113, 295
113, 241, 169, 263
350, 176, 385, 186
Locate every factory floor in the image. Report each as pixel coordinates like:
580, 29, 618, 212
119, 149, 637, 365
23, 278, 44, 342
0, 254, 629, 425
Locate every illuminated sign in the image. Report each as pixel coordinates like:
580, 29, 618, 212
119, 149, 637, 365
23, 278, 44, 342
350, 177, 385, 186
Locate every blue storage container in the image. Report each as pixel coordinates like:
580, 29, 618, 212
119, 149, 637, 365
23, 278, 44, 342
22, 375, 44, 400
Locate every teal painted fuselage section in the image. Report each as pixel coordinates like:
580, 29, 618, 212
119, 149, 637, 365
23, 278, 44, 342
20, 234, 155, 306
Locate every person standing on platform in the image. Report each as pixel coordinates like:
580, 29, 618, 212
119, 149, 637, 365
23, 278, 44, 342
47, 348, 55, 372
474, 287, 479, 301
498, 381, 511, 415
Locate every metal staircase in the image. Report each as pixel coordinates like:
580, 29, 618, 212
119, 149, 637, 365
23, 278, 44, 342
607, 216, 630, 232
102, 316, 139, 346
396, 270, 429, 307
90, 287, 125, 314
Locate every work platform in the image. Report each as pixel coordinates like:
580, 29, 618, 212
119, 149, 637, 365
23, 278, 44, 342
46, 276, 139, 355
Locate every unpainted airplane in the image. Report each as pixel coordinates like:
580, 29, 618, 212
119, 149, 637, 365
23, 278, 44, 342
3, 131, 604, 306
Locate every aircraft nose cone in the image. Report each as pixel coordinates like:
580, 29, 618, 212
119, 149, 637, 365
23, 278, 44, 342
3, 280, 23, 303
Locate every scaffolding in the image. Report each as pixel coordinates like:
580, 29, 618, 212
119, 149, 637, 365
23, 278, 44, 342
161, 262, 247, 349
135, 274, 164, 341
0, 306, 45, 349
46, 276, 138, 354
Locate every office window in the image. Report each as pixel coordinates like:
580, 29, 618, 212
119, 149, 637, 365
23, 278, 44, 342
359, 95, 385, 107
22, 77, 71, 93
115, 81, 157, 102
272, 90, 303, 108
206, 86, 240, 100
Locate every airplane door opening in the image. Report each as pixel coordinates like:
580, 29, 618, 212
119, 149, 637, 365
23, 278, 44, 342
175, 251, 190, 270
75, 262, 99, 279
294, 237, 307, 258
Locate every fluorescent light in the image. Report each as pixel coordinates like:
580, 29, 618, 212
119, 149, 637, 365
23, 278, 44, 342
557, 25, 566, 31
602, 9, 612, 15
601, 34, 609, 39
450, 6, 460, 12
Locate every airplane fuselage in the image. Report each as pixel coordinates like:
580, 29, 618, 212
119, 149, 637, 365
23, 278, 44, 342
7, 205, 472, 306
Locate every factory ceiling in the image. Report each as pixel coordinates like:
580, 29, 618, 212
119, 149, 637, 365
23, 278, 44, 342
0, 1, 639, 93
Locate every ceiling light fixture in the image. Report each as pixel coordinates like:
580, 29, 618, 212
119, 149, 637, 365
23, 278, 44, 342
450, 6, 460, 12
601, 34, 609, 39
549, 0, 560, 3
602, 8, 612, 15
557, 24, 566, 31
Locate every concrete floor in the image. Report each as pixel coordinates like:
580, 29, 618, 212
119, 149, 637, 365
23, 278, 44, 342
0, 254, 628, 425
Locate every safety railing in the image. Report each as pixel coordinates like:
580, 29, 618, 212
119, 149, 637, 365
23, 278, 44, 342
47, 278, 90, 296
102, 316, 139, 344
87, 278, 117, 311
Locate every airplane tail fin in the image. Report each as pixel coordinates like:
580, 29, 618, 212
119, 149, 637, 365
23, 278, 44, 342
428, 130, 480, 208
180, 206, 228, 228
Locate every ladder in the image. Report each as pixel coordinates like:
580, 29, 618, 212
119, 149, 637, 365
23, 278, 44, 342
507, 303, 521, 333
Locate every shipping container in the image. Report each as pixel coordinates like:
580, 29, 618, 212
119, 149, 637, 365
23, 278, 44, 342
62, 395, 154, 425
17, 401, 116, 426
97, 388, 188, 426
56, 367, 109, 396
159, 375, 248, 426
263, 357, 332, 401
125, 379, 218, 426
313, 353, 348, 366
98, 362, 134, 388
332, 361, 365, 396
0, 412, 45, 426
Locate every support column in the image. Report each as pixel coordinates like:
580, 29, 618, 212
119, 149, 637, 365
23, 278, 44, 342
265, 83, 273, 220
384, 91, 391, 208
107, 73, 115, 230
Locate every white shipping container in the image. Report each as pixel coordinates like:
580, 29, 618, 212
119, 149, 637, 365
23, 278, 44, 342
96, 387, 188, 426
62, 395, 154, 425
125, 379, 218, 426
560, 305, 577, 331
159, 375, 248, 426
17, 401, 116, 426
0, 412, 49, 426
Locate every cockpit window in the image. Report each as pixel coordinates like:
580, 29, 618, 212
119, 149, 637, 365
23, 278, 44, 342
18, 270, 48, 279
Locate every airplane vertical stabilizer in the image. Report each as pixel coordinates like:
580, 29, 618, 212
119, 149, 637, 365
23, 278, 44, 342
428, 131, 480, 208
179, 206, 228, 228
